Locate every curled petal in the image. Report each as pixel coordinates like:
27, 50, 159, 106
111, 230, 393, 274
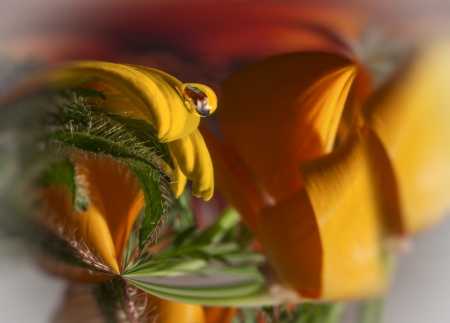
169, 129, 214, 200
363, 41, 450, 233
299, 130, 385, 299
169, 155, 188, 198
39, 61, 201, 142
219, 52, 358, 201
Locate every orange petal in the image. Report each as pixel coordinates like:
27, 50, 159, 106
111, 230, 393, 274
42, 185, 120, 274
203, 307, 236, 323
299, 129, 384, 300
257, 189, 322, 298
168, 129, 214, 200
219, 52, 357, 202
200, 124, 265, 233
363, 41, 450, 233
76, 203, 120, 274
146, 295, 205, 323
76, 154, 143, 270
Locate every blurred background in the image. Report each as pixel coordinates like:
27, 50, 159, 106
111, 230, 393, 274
1, 1, 450, 322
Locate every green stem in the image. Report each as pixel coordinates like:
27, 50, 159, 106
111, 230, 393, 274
358, 297, 384, 323
323, 303, 345, 323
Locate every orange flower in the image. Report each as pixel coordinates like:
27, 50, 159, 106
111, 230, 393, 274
201, 42, 450, 300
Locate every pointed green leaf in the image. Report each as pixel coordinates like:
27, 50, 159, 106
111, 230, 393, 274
192, 207, 240, 245
126, 277, 275, 307
127, 162, 167, 251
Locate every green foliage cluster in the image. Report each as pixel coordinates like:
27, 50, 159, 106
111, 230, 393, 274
43, 88, 173, 254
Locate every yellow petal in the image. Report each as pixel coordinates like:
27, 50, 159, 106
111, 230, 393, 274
219, 52, 357, 202
39, 61, 200, 142
76, 154, 143, 269
363, 41, 450, 233
40, 187, 117, 280
200, 124, 265, 233
147, 295, 205, 323
169, 154, 188, 198
83, 81, 148, 120
169, 129, 214, 200
127, 65, 202, 141
299, 129, 384, 300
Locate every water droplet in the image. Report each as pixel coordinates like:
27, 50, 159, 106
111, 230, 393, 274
179, 83, 217, 117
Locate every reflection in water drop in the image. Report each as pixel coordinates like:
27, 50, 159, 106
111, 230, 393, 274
179, 83, 217, 117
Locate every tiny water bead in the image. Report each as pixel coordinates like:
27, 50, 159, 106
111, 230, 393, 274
179, 83, 217, 117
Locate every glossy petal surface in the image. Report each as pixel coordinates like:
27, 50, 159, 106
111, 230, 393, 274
219, 52, 357, 201
300, 130, 384, 299
39, 61, 200, 142
363, 42, 450, 233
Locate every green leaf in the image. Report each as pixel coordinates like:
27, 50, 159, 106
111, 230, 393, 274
172, 226, 199, 247
232, 302, 344, 323
124, 261, 271, 307
125, 273, 275, 307
127, 161, 167, 252
99, 112, 173, 168
52, 132, 155, 168
295, 303, 344, 323
191, 207, 240, 245
127, 258, 208, 277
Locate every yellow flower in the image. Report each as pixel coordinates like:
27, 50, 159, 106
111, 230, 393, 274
35, 61, 216, 200
201, 41, 450, 300
30, 61, 231, 322
32, 60, 217, 275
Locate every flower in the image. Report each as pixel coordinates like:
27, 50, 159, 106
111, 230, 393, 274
1, 60, 237, 322
201, 41, 450, 300
29, 60, 216, 200
3, 1, 450, 322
